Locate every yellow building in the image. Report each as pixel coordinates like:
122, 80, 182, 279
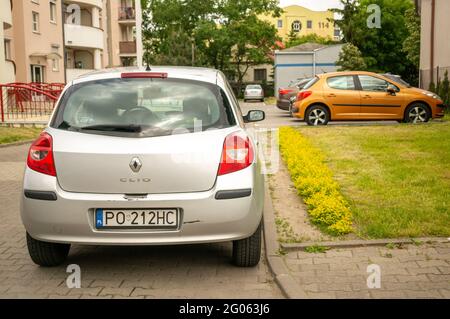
260, 5, 338, 41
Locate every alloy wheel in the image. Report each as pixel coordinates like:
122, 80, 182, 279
308, 109, 327, 125
408, 106, 428, 123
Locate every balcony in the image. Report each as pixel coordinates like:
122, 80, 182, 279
64, 24, 104, 49
64, 0, 102, 9
119, 7, 136, 23
119, 41, 137, 55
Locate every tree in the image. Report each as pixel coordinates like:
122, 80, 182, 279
439, 70, 450, 107
330, 0, 361, 45
142, 0, 282, 88
285, 34, 336, 49
331, 0, 417, 84
403, 8, 420, 69
336, 43, 367, 71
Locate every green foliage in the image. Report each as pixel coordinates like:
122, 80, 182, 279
439, 70, 450, 107
336, 43, 367, 71
403, 8, 421, 69
304, 245, 330, 254
331, 0, 418, 85
285, 34, 336, 49
142, 0, 281, 88
429, 81, 437, 93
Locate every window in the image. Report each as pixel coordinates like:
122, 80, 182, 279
307, 20, 312, 29
52, 78, 236, 138
4, 39, 11, 60
327, 76, 356, 90
50, 1, 57, 23
277, 19, 283, 28
254, 69, 267, 82
292, 20, 301, 32
52, 58, 59, 72
359, 75, 392, 92
334, 29, 341, 37
32, 12, 40, 32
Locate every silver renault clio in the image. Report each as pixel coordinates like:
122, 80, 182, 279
21, 67, 266, 267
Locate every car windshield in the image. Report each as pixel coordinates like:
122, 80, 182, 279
52, 78, 236, 137
246, 85, 262, 90
383, 74, 411, 87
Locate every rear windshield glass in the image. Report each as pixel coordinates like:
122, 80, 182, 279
52, 78, 236, 138
246, 85, 262, 90
302, 77, 319, 90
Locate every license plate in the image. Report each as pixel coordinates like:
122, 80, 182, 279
95, 208, 179, 229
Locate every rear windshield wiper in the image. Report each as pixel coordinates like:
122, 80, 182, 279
79, 124, 143, 133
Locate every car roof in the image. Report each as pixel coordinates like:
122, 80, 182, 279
70, 66, 221, 85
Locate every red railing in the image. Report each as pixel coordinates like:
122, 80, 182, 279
0, 82, 65, 122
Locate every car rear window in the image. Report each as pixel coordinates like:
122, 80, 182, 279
51, 78, 237, 137
302, 77, 319, 90
246, 85, 262, 90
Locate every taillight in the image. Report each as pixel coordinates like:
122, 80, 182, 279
279, 89, 293, 96
297, 90, 312, 101
218, 132, 254, 176
27, 132, 56, 176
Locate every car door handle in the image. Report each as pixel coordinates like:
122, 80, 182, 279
327, 94, 336, 98
363, 95, 371, 99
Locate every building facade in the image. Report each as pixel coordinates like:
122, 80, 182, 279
274, 43, 343, 97
419, 0, 450, 89
0, 0, 140, 84
0, 0, 14, 84
260, 5, 338, 42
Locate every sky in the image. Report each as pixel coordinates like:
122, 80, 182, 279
278, 0, 344, 11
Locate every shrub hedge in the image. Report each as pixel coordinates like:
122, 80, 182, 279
278, 127, 353, 235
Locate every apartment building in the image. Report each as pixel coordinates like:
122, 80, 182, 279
2, 0, 65, 83
419, 0, 450, 89
260, 5, 338, 42
0, 0, 14, 83
0, 0, 140, 84
107, 0, 138, 67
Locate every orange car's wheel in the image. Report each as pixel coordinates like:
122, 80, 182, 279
404, 103, 431, 123
306, 105, 329, 126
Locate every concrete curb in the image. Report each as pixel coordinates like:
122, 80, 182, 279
0, 140, 34, 149
281, 237, 450, 252
263, 187, 308, 299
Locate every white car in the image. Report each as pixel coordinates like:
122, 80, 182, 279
21, 67, 266, 267
244, 84, 264, 102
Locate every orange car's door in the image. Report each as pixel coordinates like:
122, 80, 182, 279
358, 75, 405, 120
324, 75, 361, 120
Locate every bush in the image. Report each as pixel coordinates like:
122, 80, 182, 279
279, 127, 353, 235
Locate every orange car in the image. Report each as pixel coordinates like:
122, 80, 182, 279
291, 71, 446, 125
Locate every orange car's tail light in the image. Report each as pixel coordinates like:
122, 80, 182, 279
297, 91, 312, 101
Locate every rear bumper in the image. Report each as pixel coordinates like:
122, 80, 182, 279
244, 95, 264, 100
21, 166, 264, 246
276, 100, 290, 110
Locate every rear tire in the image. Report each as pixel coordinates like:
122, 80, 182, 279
26, 232, 70, 267
306, 105, 330, 126
232, 222, 262, 267
404, 103, 431, 123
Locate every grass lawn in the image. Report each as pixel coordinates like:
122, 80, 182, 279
0, 127, 41, 145
297, 121, 450, 239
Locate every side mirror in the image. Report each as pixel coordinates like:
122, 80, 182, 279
244, 110, 265, 123
387, 85, 397, 95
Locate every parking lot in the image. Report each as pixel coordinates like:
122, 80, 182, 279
0, 142, 282, 298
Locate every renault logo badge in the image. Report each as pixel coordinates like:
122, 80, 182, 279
129, 157, 142, 173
